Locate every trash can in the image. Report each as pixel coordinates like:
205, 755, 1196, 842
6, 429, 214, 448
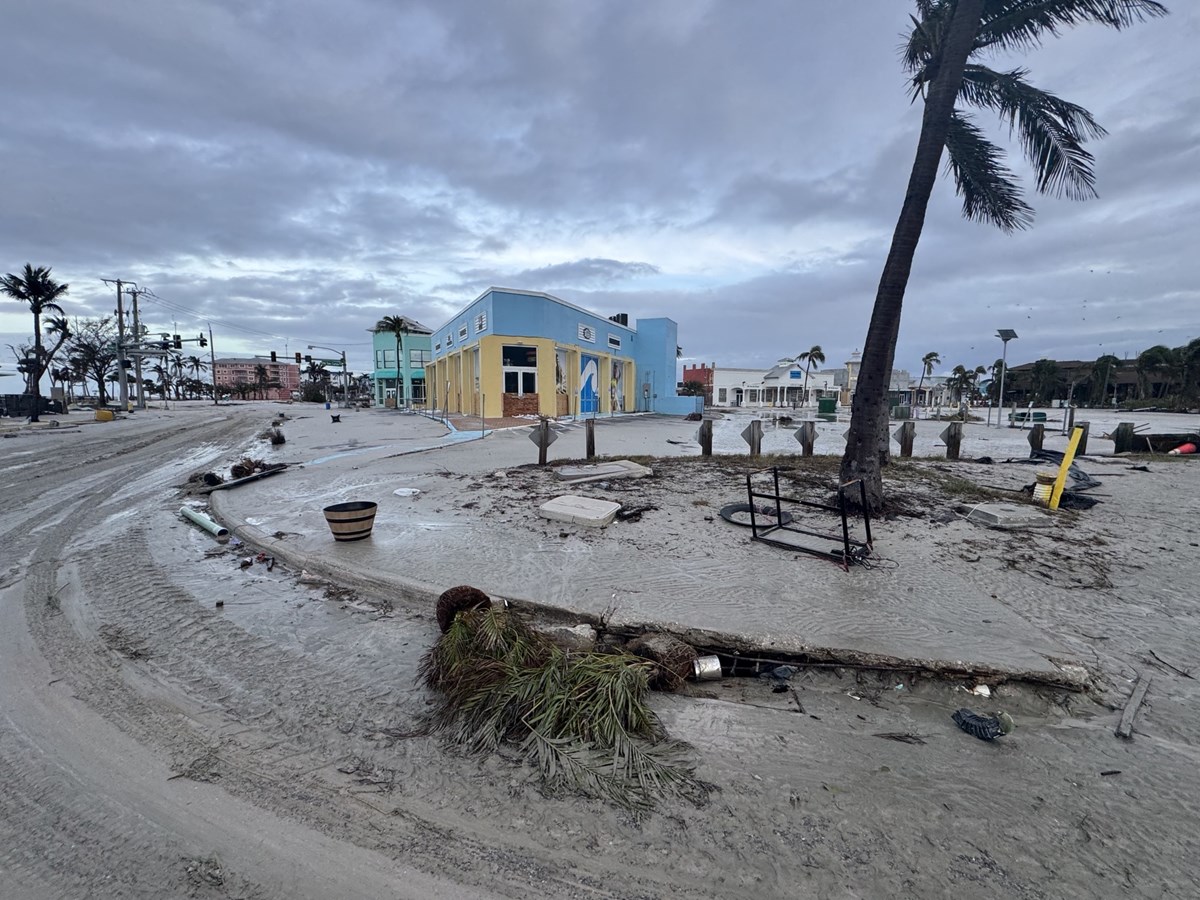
325, 401, 331, 410
817, 398, 837, 415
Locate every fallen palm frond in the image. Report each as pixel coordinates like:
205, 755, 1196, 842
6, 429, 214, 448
418, 607, 712, 810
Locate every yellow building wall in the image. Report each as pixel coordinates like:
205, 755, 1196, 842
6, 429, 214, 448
428, 339, 638, 418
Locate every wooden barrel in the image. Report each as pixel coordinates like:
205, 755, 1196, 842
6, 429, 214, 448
322, 501, 378, 542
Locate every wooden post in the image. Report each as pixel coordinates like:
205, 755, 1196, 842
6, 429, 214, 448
1112, 422, 1136, 454
795, 420, 816, 457
585, 417, 596, 459
1076, 421, 1090, 455
1027, 423, 1045, 452
698, 419, 713, 457
1065, 405, 1076, 435
942, 421, 963, 460
537, 419, 551, 465
894, 420, 915, 458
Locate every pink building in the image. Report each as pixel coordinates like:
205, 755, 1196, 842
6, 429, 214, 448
212, 357, 300, 400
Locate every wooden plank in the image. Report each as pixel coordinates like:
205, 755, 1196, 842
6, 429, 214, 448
1115, 673, 1151, 739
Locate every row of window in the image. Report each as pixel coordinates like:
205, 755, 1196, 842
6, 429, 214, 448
576, 323, 622, 350
435, 312, 490, 352
374, 349, 431, 369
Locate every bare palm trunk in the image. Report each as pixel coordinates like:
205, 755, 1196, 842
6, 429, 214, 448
840, 0, 985, 510
30, 312, 43, 421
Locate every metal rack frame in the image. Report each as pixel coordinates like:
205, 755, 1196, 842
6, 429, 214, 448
745, 467, 873, 570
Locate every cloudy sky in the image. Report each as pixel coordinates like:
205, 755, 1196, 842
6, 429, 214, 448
2, 0, 1195, 383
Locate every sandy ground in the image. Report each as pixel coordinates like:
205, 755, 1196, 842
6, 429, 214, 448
1, 401, 1198, 899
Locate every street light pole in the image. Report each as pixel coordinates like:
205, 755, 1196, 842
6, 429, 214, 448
996, 329, 1017, 427
308, 344, 348, 408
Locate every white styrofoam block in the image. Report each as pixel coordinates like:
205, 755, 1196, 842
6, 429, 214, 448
538, 495, 622, 527
553, 460, 653, 483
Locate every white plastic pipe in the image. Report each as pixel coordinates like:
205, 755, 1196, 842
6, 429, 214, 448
180, 506, 230, 542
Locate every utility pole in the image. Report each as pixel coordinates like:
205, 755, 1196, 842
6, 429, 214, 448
127, 285, 146, 409
209, 325, 218, 405
102, 278, 134, 411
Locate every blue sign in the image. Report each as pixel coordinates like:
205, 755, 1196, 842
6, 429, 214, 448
789, 370, 802, 379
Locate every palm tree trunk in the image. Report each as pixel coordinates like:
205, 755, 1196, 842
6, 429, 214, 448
840, 0, 985, 511
30, 312, 43, 421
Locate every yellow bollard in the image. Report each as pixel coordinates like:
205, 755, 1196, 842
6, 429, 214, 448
1048, 426, 1084, 511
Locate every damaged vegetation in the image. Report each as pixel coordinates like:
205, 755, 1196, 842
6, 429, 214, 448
417, 605, 712, 811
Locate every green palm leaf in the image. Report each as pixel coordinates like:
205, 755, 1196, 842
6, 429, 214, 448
944, 111, 1035, 229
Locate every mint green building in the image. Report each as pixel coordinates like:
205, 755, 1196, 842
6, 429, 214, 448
370, 317, 433, 408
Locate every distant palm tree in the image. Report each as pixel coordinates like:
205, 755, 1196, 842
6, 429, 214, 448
795, 345, 825, 406
1028, 358, 1062, 405
376, 315, 412, 409
916, 351, 941, 411
1, 264, 69, 421
254, 363, 269, 400
841, 0, 1166, 511
1090, 354, 1120, 405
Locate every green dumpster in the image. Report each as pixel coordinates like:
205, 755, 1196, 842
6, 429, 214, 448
817, 398, 837, 415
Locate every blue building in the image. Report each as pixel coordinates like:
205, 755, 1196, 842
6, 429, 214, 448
426, 288, 698, 418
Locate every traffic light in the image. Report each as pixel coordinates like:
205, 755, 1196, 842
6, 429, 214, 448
173, 334, 182, 349
270, 351, 278, 363
304, 355, 312, 363
295, 352, 302, 364
198, 333, 208, 347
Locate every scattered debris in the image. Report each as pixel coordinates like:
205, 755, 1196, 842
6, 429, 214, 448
957, 503, 1052, 530
1115, 673, 1151, 739
298, 569, 323, 584
538, 495, 622, 527
626, 632, 699, 692
874, 732, 927, 745
435, 585, 492, 633
951, 708, 1015, 742
418, 606, 711, 810
206, 462, 288, 492
1100, 770, 1122, 777
331, 414, 341, 423
718, 502, 794, 527
616, 504, 657, 522
553, 460, 653, 483
393, 487, 421, 497
1147, 649, 1193, 679
971, 684, 992, 698
238, 557, 253, 569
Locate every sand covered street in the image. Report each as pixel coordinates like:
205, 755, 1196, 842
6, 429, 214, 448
1, 402, 1198, 898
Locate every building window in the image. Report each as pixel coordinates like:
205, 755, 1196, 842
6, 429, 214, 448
718, 388, 727, 403
501, 345, 537, 367
501, 345, 537, 396
578, 324, 596, 343
474, 313, 487, 333
445, 332, 454, 346
607, 334, 621, 350
410, 349, 430, 367
458, 325, 468, 340
435, 342, 441, 352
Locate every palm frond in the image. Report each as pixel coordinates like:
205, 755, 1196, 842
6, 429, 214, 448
977, 0, 1168, 54
944, 111, 1036, 230
417, 607, 711, 810
959, 64, 1105, 199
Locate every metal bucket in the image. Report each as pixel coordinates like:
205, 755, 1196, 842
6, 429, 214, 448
691, 655, 723, 681
323, 501, 378, 542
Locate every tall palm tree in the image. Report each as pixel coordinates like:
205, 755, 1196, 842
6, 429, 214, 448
840, 0, 1166, 511
1028, 358, 1062, 405
1135, 345, 1175, 399
916, 350, 941, 411
1090, 353, 1120, 405
795, 345, 825, 406
254, 363, 269, 400
376, 315, 412, 410
1, 264, 70, 421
